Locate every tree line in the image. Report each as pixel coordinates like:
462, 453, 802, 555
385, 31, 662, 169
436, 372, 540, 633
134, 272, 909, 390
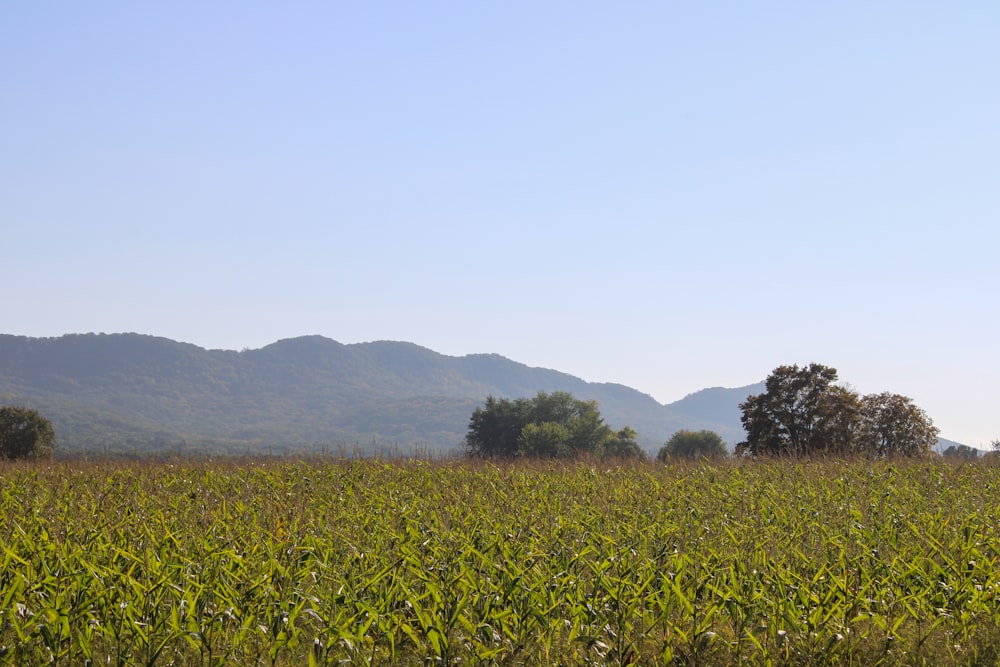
464, 391, 644, 459
466, 363, 963, 460
736, 363, 939, 458
3, 362, 991, 461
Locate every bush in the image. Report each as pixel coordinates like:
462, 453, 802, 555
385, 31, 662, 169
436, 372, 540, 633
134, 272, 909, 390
0, 406, 56, 460
657, 429, 727, 461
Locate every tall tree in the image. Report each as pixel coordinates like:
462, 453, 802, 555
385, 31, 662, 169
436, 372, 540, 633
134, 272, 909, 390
737, 364, 855, 457
0, 406, 56, 460
810, 385, 862, 456
604, 426, 646, 459
737, 364, 940, 458
465, 395, 527, 458
856, 392, 937, 457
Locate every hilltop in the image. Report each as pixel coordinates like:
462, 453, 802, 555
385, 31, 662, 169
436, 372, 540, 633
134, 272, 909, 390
0, 333, 761, 455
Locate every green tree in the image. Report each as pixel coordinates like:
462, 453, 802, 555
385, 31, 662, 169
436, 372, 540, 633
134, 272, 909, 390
856, 392, 937, 458
526, 391, 610, 456
465, 391, 642, 459
603, 426, 646, 459
736, 364, 857, 457
942, 444, 980, 461
0, 406, 56, 460
657, 429, 728, 461
737, 364, 939, 459
519, 421, 572, 458
465, 395, 527, 458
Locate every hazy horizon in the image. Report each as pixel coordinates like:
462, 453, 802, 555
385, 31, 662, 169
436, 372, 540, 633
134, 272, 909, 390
3, 4, 997, 447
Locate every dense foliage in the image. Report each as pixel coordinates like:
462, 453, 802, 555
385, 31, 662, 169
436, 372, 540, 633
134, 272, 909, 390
737, 364, 938, 458
657, 429, 728, 460
943, 443, 982, 460
0, 405, 55, 460
465, 391, 644, 459
1, 458, 998, 665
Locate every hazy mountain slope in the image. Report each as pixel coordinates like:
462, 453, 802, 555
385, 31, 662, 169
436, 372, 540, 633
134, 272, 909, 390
0, 333, 777, 455
662, 384, 766, 442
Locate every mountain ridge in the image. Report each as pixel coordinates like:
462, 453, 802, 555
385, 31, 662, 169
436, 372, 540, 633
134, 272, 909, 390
0, 333, 964, 456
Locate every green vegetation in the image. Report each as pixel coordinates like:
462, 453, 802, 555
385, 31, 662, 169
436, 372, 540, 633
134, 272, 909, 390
1, 333, 755, 455
0, 405, 55, 460
465, 391, 644, 459
657, 429, 728, 461
1, 457, 999, 665
738, 364, 938, 458
943, 444, 982, 461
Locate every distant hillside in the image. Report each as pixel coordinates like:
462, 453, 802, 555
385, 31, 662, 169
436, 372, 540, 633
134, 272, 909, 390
667, 384, 765, 436
0, 333, 761, 455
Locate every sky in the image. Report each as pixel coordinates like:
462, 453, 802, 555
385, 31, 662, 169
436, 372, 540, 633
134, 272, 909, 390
2, 3, 998, 447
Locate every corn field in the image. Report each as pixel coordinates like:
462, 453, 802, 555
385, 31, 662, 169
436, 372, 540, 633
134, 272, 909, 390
1, 457, 998, 665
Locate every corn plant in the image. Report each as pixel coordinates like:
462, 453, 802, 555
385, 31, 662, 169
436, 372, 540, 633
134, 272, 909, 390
0, 457, 998, 665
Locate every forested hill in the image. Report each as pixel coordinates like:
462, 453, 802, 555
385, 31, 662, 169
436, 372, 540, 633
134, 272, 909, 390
0, 333, 760, 455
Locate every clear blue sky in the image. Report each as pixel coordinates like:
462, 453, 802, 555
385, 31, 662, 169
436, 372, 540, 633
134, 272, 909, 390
3, 3, 998, 447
